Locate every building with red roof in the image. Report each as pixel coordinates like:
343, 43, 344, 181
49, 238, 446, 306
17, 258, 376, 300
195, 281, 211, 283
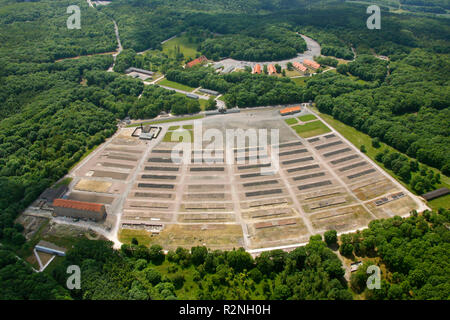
293, 61, 307, 72
303, 59, 321, 70
252, 64, 262, 74
268, 64, 277, 75
186, 56, 207, 68
52, 199, 107, 222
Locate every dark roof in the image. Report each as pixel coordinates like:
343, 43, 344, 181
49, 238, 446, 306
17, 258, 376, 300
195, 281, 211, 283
422, 188, 450, 201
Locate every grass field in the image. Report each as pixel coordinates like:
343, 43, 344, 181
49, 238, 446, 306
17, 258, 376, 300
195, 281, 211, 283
285, 118, 298, 125
163, 130, 194, 143
312, 107, 450, 210
119, 229, 152, 247
157, 79, 196, 92
298, 114, 317, 122
292, 120, 331, 138
162, 35, 200, 61
290, 76, 308, 86
168, 125, 180, 131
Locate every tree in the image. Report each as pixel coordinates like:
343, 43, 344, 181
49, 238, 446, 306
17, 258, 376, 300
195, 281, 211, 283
149, 245, 165, 265
324, 230, 338, 246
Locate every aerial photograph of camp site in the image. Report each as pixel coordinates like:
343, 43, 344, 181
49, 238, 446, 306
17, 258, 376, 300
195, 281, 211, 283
0, 0, 448, 311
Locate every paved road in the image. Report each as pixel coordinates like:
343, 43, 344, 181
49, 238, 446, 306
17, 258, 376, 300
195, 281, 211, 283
213, 34, 321, 70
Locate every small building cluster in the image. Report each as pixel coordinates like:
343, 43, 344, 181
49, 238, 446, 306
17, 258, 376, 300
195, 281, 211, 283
186, 56, 207, 68
52, 198, 107, 222
124, 67, 154, 80
293, 61, 307, 72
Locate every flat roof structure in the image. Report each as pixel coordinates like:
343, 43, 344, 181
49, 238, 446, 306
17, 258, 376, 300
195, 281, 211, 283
124, 67, 154, 76
186, 93, 199, 99
422, 188, 450, 201
35, 240, 66, 256
199, 88, 219, 96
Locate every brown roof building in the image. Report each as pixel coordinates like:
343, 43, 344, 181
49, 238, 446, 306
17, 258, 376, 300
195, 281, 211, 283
52, 199, 107, 222
293, 61, 307, 72
422, 188, 450, 201
186, 56, 207, 68
280, 106, 301, 116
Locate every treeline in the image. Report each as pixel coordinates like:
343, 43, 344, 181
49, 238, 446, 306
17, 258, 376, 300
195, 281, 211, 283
345, 209, 450, 300
314, 48, 450, 175
199, 25, 307, 61
49, 236, 351, 300
166, 67, 305, 108
375, 148, 441, 194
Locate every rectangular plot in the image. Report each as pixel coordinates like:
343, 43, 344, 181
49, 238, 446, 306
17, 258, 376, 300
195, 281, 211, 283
108, 155, 138, 162
245, 189, 282, 197
338, 161, 367, 172
282, 157, 314, 165
145, 166, 179, 172
287, 164, 320, 173
323, 148, 351, 158
248, 198, 287, 208
236, 155, 267, 162
142, 174, 177, 180
274, 141, 303, 149
315, 141, 343, 150
152, 149, 175, 154
309, 197, 346, 210
138, 183, 174, 189
129, 203, 169, 209
308, 137, 320, 143
250, 208, 292, 219
279, 149, 308, 157
324, 134, 336, 139
92, 171, 129, 180
298, 180, 332, 190
293, 172, 326, 181
190, 167, 224, 172
238, 163, 272, 170
234, 146, 264, 153
187, 193, 225, 200
188, 184, 225, 191
347, 169, 376, 180
101, 162, 134, 169
106, 148, 142, 154
243, 180, 278, 188
148, 157, 178, 163
331, 154, 359, 165
134, 192, 172, 199
240, 172, 265, 179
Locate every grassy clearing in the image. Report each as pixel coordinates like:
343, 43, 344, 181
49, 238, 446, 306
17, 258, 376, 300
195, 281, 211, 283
292, 120, 331, 138
119, 229, 152, 247
163, 130, 194, 143
53, 177, 73, 188
312, 107, 450, 209
127, 115, 204, 127
168, 125, 180, 131
182, 124, 193, 130
157, 79, 196, 92
285, 118, 298, 125
162, 35, 200, 61
298, 114, 317, 122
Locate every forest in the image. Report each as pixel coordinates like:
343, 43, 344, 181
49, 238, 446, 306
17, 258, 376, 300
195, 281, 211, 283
1, 208, 448, 299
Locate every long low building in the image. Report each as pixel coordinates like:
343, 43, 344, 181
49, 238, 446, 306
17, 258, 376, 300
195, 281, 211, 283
422, 188, 450, 201
52, 199, 107, 222
35, 240, 66, 256
199, 88, 219, 96
280, 106, 301, 116
124, 67, 154, 76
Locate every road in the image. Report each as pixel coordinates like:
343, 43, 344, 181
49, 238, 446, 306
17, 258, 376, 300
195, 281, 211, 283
212, 34, 321, 70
